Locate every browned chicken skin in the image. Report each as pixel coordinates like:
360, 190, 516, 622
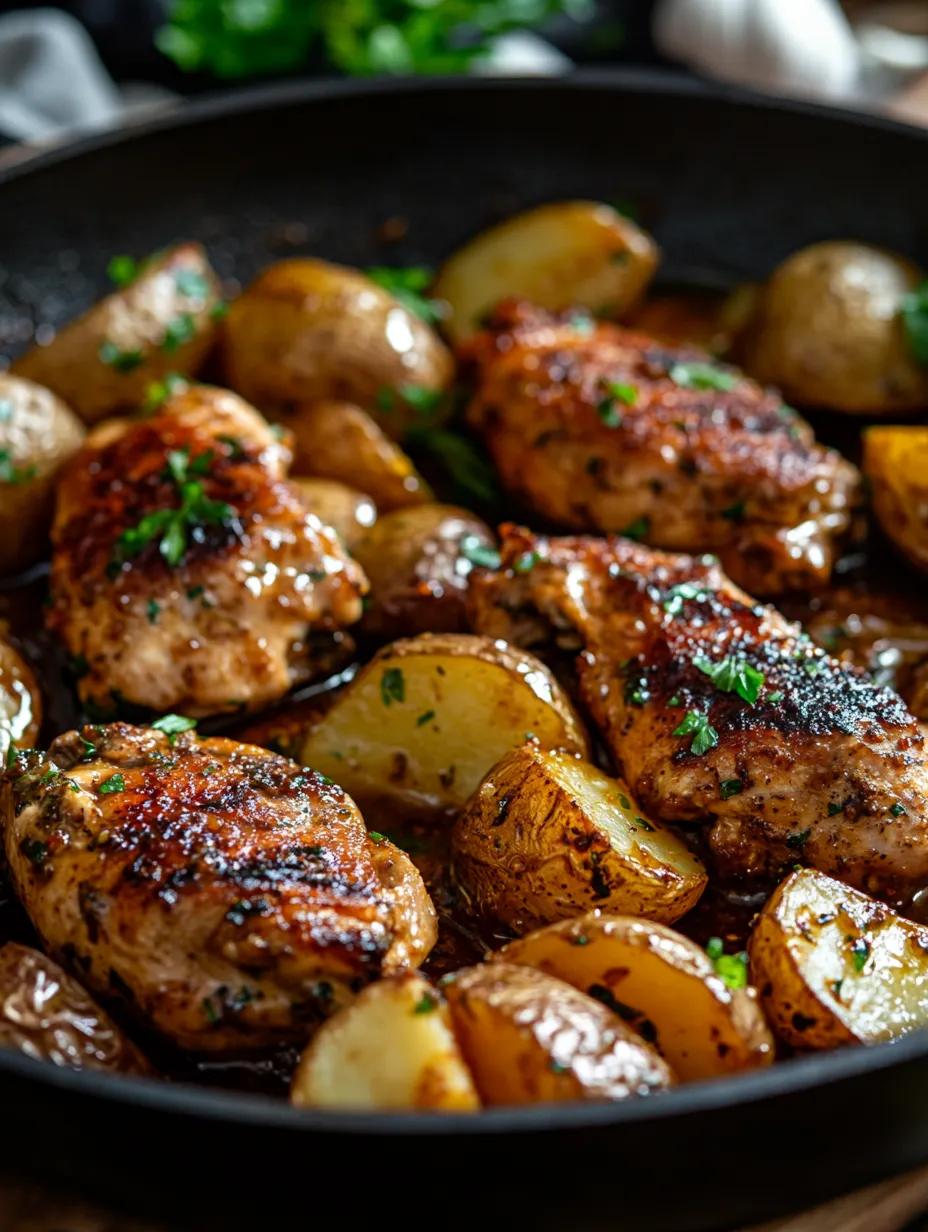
1, 723, 436, 1051
463, 301, 859, 596
468, 525, 928, 904
48, 386, 368, 717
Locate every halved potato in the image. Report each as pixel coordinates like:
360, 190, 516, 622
0, 373, 86, 575
0, 636, 42, 763
863, 426, 928, 572
291, 478, 377, 549
452, 745, 706, 931
222, 260, 453, 435
12, 244, 222, 424
749, 868, 928, 1049
300, 633, 589, 818
497, 914, 774, 1082
291, 972, 479, 1112
434, 201, 659, 342
285, 401, 433, 512
441, 962, 674, 1105
352, 504, 496, 640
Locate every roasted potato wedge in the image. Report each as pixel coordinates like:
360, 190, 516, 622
352, 504, 496, 640
452, 745, 706, 931
0, 636, 41, 762
0, 943, 152, 1074
863, 426, 928, 572
291, 478, 377, 549
441, 962, 673, 1105
12, 244, 222, 424
741, 241, 928, 414
749, 868, 928, 1049
222, 260, 453, 434
0, 374, 86, 575
435, 201, 659, 343
291, 972, 479, 1112
497, 914, 774, 1082
300, 633, 589, 818
284, 400, 433, 511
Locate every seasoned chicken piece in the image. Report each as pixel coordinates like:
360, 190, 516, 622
48, 385, 368, 718
1, 723, 437, 1051
463, 301, 859, 596
468, 525, 928, 904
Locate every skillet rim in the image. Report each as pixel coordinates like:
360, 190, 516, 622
3, 67, 928, 1134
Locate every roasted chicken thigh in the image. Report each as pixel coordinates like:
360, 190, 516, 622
2, 723, 436, 1051
468, 525, 928, 903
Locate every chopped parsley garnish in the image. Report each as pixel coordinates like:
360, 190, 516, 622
673, 710, 718, 755
850, 935, 870, 973
216, 434, 246, 461
398, 384, 444, 418
570, 934, 589, 947
98, 773, 126, 795
161, 312, 196, 352
143, 372, 187, 412
405, 426, 498, 505
99, 341, 143, 373
513, 550, 539, 573
695, 654, 764, 705
21, 838, 49, 867
633, 815, 654, 832
706, 939, 749, 989
381, 667, 405, 707
459, 534, 500, 569
368, 831, 387, 843
767, 691, 785, 704
827, 802, 844, 817
890, 802, 906, 817
721, 500, 745, 522
412, 992, 439, 1015
151, 714, 197, 743
416, 710, 435, 727
175, 268, 210, 300
107, 255, 138, 287
5, 744, 17, 768
366, 266, 442, 325
720, 778, 743, 799
147, 599, 160, 625
663, 582, 710, 616
597, 397, 622, 428
0, 450, 37, 485
79, 736, 97, 758
609, 382, 637, 405
597, 381, 637, 428
786, 828, 811, 848
669, 361, 737, 392
901, 279, 928, 365
621, 516, 650, 542
211, 300, 229, 322
618, 793, 631, 809
667, 695, 681, 707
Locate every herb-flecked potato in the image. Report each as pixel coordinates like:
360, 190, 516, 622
441, 962, 674, 1105
0, 942, 152, 1074
0, 374, 85, 575
749, 868, 928, 1049
452, 745, 707, 931
222, 259, 453, 434
434, 201, 659, 342
11, 244, 222, 424
291, 972, 480, 1112
352, 504, 496, 640
863, 426, 928, 572
291, 478, 377, 550
0, 635, 42, 762
284, 400, 433, 511
300, 633, 589, 818
741, 241, 928, 414
497, 914, 774, 1082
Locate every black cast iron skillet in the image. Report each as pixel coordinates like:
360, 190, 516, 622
2, 72, 928, 1232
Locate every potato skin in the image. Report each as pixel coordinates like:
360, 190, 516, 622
742, 241, 928, 414
12, 244, 222, 424
442, 962, 674, 1105
0, 374, 86, 575
222, 260, 453, 435
497, 914, 774, 1082
353, 504, 496, 640
291, 478, 377, 549
0, 637, 42, 762
863, 426, 928, 572
451, 744, 706, 932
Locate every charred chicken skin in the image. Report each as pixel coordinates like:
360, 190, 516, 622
463, 301, 859, 596
468, 525, 928, 904
1, 723, 436, 1051
48, 385, 367, 718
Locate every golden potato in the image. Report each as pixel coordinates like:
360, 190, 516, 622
741, 241, 928, 414
0, 943, 152, 1074
291, 973, 479, 1112
291, 478, 377, 549
300, 633, 589, 819
441, 962, 673, 1105
435, 201, 659, 342
222, 259, 453, 435
0, 636, 41, 763
12, 244, 222, 424
749, 868, 928, 1050
863, 426, 928, 572
352, 504, 496, 640
284, 400, 433, 511
452, 745, 706, 931
0, 374, 86, 575
497, 914, 774, 1082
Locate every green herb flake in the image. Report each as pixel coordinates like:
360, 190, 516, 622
786, 828, 811, 849
143, 371, 187, 412
146, 599, 160, 625
107, 255, 138, 287
901, 279, 928, 365
663, 581, 709, 616
4, 744, 18, 769
621, 516, 650, 542
669, 361, 737, 392
633, 815, 655, 832
368, 831, 387, 843
381, 667, 405, 707
412, 992, 439, 1015
695, 654, 764, 705
721, 500, 745, 522
202, 996, 219, 1026
673, 710, 719, 756
767, 691, 785, 704
151, 714, 197, 743
827, 802, 844, 817
549, 1060, 569, 1075
618, 793, 631, 810
459, 534, 500, 570
0, 449, 37, 485
161, 312, 196, 352
720, 778, 743, 800
608, 382, 637, 406
98, 773, 126, 795
366, 266, 443, 325
890, 802, 907, 817
175, 268, 210, 300
99, 341, 143, 373
714, 950, 749, 990
705, 937, 724, 960
513, 550, 539, 574
405, 426, 498, 505
570, 934, 589, 947
850, 935, 870, 973
22, 838, 49, 867
596, 396, 622, 429
416, 710, 436, 727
